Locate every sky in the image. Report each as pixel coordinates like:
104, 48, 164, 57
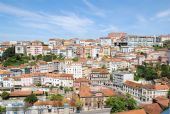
0, 0, 170, 41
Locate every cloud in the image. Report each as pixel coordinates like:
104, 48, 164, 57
83, 0, 106, 17
99, 25, 118, 33
0, 2, 94, 34
156, 9, 170, 18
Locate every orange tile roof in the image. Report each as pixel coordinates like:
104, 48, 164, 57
74, 78, 89, 83
34, 100, 63, 107
10, 90, 44, 97
125, 81, 169, 90
116, 109, 146, 114
153, 96, 170, 107
79, 86, 92, 97
91, 68, 109, 74
124, 81, 142, 89
0, 70, 10, 75
101, 88, 116, 97
141, 103, 162, 114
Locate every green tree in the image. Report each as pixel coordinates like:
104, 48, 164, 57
168, 90, 170, 98
59, 86, 63, 90
105, 94, 137, 113
102, 65, 106, 69
64, 87, 70, 93
36, 54, 43, 60
1, 91, 10, 100
0, 106, 6, 113
24, 93, 38, 105
161, 64, 170, 78
57, 54, 65, 60
2, 46, 15, 61
72, 57, 79, 62
49, 94, 63, 101
75, 98, 83, 108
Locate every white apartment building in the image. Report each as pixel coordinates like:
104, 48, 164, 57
92, 47, 100, 58
112, 71, 134, 88
15, 45, 27, 54
120, 46, 134, 53
126, 35, 162, 47
37, 61, 53, 73
123, 81, 169, 103
3, 73, 73, 87
65, 63, 83, 79
105, 58, 130, 73
100, 37, 112, 46
26, 45, 43, 56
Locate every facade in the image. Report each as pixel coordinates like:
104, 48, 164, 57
89, 68, 110, 85
26, 45, 43, 56
15, 45, 26, 54
100, 37, 112, 46
79, 86, 115, 110
126, 35, 162, 47
65, 63, 83, 79
123, 81, 169, 102
112, 71, 134, 88
3, 73, 73, 87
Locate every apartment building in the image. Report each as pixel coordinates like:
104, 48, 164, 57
89, 68, 110, 85
126, 35, 162, 47
65, 62, 83, 79
100, 37, 112, 46
123, 81, 169, 102
3, 73, 73, 87
112, 71, 134, 88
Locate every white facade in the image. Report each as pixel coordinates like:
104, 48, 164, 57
112, 71, 134, 87
3, 73, 73, 87
15, 45, 26, 54
123, 81, 169, 103
65, 63, 83, 78
26, 46, 43, 56
100, 37, 112, 46
120, 46, 134, 53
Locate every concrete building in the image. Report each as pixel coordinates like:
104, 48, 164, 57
112, 71, 134, 88
89, 68, 110, 85
126, 35, 162, 47
123, 81, 169, 103
65, 63, 83, 79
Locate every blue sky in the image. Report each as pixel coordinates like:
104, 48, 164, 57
0, 0, 170, 41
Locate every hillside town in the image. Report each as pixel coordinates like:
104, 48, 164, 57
0, 32, 170, 114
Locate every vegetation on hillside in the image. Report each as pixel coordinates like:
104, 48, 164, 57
1, 91, 10, 100
135, 63, 170, 81
0, 106, 6, 113
24, 93, 38, 105
1, 47, 65, 67
105, 94, 137, 113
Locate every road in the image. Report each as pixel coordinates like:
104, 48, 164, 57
71, 108, 111, 114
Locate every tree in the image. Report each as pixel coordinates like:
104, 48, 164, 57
72, 57, 79, 62
0, 106, 6, 113
75, 98, 83, 112
64, 87, 71, 93
87, 55, 91, 59
168, 90, 170, 98
24, 93, 38, 105
1, 91, 10, 100
2, 46, 15, 61
102, 65, 106, 69
49, 94, 63, 101
59, 86, 63, 90
105, 94, 137, 113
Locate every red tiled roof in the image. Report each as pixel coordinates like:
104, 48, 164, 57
79, 86, 92, 98
116, 109, 146, 114
10, 90, 44, 97
141, 103, 163, 114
